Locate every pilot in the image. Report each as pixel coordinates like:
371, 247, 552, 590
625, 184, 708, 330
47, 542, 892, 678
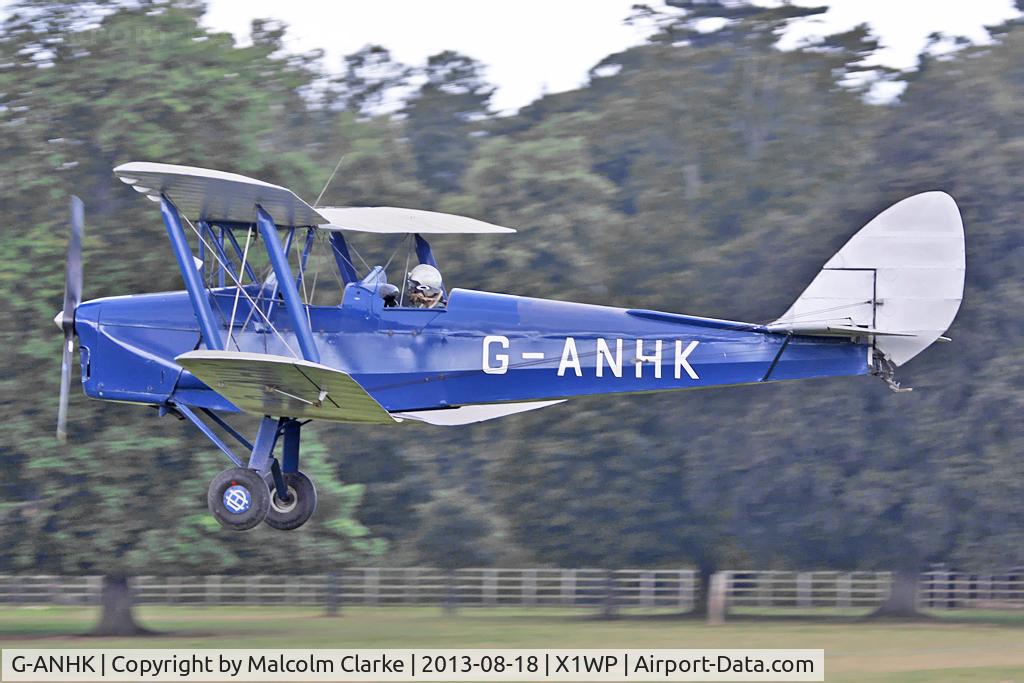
407, 263, 445, 308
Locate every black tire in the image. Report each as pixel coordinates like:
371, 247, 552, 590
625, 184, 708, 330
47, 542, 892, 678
207, 467, 270, 531
264, 471, 317, 531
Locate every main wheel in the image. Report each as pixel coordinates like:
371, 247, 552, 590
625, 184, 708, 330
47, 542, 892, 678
207, 467, 270, 531
264, 471, 317, 531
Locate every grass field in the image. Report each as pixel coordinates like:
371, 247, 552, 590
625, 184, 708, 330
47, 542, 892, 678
1, 606, 1023, 682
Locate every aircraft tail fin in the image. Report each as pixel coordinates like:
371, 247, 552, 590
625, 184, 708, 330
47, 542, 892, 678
768, 192, 965, 371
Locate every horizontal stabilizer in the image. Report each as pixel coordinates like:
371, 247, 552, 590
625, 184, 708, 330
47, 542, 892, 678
176, 350, 395, 424
765, 322, 915, 337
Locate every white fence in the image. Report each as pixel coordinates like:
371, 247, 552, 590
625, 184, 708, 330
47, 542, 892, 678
2, 569, 1021, 610
723, 571, 890, 608
721, 570, 1024, 610
0, 569, 696, 609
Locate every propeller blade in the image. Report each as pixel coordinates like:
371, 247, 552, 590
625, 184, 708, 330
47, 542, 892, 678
57, 196, 84, 442
57, 333, 73, 443
62, 196, 84, 329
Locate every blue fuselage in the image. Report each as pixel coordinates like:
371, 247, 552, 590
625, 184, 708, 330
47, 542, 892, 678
73, 280, 870, 417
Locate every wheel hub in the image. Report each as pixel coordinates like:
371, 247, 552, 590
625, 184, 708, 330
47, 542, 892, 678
271, 486, 298, 514
222, 485, 251, 514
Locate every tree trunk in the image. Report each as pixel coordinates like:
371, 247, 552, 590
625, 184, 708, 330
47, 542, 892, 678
687, 560, 716, 618
91, 575, 152, 636
869, 568, 927, 619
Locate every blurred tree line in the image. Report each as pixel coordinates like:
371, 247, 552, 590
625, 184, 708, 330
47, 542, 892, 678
1, 0, 1022, 629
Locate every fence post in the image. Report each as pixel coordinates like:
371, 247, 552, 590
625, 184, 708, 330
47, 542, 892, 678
707, 572, 727, 625
641, 571, 655, 607
758, 572, 772, 607
484, 569, 497, 607
246, 576, 259, 605
837, 573, 852, 609
796, 572, 812, 608
406, 568, 418, 605
561, 569, 576, 606
523, 569, 537, 606
956, 573, 969, 609
206, 576, 219, 605
979, 575, 991, 606
678, 570, 692, 610
365, 568, 377, 605
601, 570, 617, 618
325, 571, 341, 616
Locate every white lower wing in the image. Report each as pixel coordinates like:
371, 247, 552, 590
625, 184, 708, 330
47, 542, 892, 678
393, 400, 566, 426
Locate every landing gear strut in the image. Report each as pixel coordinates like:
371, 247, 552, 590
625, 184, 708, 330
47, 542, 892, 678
175, 407, 319, 532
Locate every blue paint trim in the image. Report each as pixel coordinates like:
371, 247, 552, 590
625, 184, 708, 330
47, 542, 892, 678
256, 207, 320, 363
160, 196, 223, 351
329, 232, 358, 284
175, 403, 242, 466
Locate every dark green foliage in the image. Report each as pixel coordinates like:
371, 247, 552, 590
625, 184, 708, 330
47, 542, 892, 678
1, 0, 1022, 601
0, 1, 382, 582
403, 51, 494, 194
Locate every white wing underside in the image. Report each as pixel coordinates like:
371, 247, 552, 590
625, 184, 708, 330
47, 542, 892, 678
393, 400, 566, 426
317, 206, 514, 234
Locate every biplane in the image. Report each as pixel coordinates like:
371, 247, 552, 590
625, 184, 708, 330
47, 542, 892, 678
56, 163, 965, 530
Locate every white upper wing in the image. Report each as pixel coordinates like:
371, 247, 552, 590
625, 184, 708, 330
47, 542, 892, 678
317, 206, 515, 234
114, 163, 515, 235
115, 162, 327, 227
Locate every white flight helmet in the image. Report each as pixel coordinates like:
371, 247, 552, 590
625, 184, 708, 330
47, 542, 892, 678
407, 263, 444, 308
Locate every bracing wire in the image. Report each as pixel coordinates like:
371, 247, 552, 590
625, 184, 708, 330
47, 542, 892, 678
180, 214, 300, 359
314, 154, 346, 208
226, 226, 253, 350
382, 233, 410, 272
348, 241, 372, 272
399, 247, 411, 308
762, 300, 873, 326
